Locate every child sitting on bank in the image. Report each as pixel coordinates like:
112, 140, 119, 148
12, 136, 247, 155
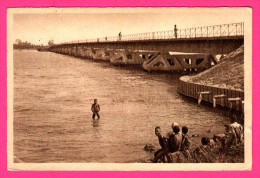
180, 126, 191, 160
229, 115, 243, 145
91, 99, 100, 120
192, 137, 216, 163
153, 126, 170, 163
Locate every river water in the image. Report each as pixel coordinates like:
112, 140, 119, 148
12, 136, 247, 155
13, 50, 230, 163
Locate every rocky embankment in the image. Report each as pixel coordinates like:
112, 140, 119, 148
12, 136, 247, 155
143, 142, 244, 163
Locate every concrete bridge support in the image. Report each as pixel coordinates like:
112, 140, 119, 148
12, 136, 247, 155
73, 47, 91, 58
142, 53, 217, 72
110, 50, 158, 65
59, 47, 63, 54
60, 47, 65, 54
66, 47, 71, 56
62, 47, 67, 54
65, 47, 70, 55
92, 48, 110, 61
71, 46, 77, 56
77, 46, 86, 58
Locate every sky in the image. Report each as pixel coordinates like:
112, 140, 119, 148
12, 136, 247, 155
12, 7, 250, 45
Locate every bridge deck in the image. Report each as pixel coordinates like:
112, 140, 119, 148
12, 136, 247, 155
59, 35, 243, 46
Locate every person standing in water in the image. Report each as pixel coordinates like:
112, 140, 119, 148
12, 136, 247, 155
91, 99, 100, 120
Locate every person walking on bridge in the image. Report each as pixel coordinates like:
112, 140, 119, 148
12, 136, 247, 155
174, 25, 178, 38
119, 32, 122, 41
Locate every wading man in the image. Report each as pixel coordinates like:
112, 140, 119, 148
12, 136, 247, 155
91, 99, 100, 120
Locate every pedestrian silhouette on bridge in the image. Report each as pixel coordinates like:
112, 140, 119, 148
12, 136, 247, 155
119, 32, 122, 41
174, 25, 178, 38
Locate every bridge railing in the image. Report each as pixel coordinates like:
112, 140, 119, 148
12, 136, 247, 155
58, 22, 244, 45
178, 22, 244, 38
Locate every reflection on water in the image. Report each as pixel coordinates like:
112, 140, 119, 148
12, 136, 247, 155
14, 50, 230, 163
92, 119, 100, 127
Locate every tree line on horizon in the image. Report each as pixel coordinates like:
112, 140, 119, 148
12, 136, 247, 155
13, 39, 54, 50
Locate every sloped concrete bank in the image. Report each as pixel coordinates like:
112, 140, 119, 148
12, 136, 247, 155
177, 45, 244, 112
178, 79, 244, 111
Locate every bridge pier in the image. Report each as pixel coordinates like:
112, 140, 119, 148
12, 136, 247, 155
61, 47, 66, 54
67, 47, 72, 55
71, 46, 77, 56
60, 47, 64, 54
80, 48, 93, 58
110, 49, 158, 65
142, 52, 217, 72
74, 46, 81, 57
66, 47, 71, 55
76, 46, 84, 57
76, 46, 90, 58
92, 48, 110, 61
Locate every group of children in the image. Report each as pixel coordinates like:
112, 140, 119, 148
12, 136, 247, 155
153, 115, 244, 163
91, 99, 244, 163
152, 123, 191, 163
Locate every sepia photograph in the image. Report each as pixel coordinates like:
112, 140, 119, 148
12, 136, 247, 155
7, 7, 252, 171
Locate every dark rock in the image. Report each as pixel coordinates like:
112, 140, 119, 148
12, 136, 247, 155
144, 144, 155, 151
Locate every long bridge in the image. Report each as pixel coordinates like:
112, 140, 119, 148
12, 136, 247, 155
48, 22, 244, 72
